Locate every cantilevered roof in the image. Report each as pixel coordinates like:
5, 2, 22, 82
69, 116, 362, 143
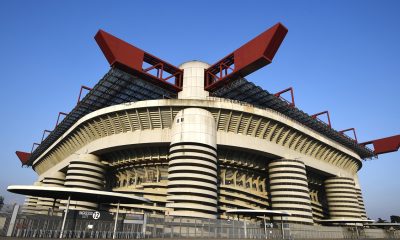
226, 209, 291, 217
318, 219, 375, 224
27, 69, 375, 166
22, 24, 376, 166
210, 78, 375, 159
8, 185, 151, 204
28, 68, 177, 165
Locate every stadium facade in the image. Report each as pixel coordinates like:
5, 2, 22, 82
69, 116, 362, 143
15, 23, 400, 226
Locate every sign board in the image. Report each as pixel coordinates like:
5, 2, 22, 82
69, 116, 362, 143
66, 210, 114, 221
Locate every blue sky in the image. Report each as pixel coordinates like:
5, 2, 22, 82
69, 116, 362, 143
0, 0, 398, 220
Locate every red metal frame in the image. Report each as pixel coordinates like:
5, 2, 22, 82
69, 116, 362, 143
95, 30, 183, 92
31, 143, 40, 153
311, 111, 332, 128
77, 85, 92, 104
41, 130, 52, 143
274, 87, 295, 107
339, 128, 358, 143
55, 112, 68, 128
15, 151, 31, 166
361, 135, 400, 155
205, 23, 288, 91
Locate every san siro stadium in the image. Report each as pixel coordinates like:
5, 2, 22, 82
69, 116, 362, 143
12, 22, 400, 229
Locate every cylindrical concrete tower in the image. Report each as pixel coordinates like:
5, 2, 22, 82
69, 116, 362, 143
355, 187, 367, 220
178, 61, 210, 100
325, 177, 360, 219
37, 172, 65, 214
166, 108, 218, 219
353, 175, 368, 220
268, 159, 314, 225
22, 181, 42, 214
63, 154, 105, 210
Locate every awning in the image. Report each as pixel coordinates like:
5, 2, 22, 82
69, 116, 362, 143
7, 185, 151, 204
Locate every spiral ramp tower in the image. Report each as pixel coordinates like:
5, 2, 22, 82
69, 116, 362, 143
62, 154, 106, 210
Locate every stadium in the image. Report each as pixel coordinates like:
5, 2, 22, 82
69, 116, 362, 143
8, 22, 400, 238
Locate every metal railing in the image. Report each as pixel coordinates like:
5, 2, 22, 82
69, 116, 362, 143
6, 211, 400, 239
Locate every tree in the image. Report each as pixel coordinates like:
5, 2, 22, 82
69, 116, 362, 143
0, 196, 4, 209
377, 218, 388, 223
391, 215, 400, 223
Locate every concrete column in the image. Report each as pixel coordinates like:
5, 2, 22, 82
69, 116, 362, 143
268, 159, 314, 225
166, 108, 218, 219
325, 177, 360, 219
62, 153, 105, 210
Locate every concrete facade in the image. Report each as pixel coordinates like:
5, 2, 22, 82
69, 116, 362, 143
24, 61, 368, 225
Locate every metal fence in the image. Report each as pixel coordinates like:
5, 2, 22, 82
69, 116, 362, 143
3, 206, 400, 239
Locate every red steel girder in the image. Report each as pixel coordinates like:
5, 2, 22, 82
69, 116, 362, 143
361, 135, 400, 155
339, 128, 358, 143
55, 112, 68, 128
16, 151, 31, 166
41, 130, 52, 143
31, 143, 40, 154
95, 30, 183, 92
274, 87, 295, 107
77, 85, 92, 104
205, 23, 288, 91
311, 111, 331, 128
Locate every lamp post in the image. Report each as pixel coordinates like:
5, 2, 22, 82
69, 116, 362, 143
112, 200, 120, 239
59, 195, 71, 238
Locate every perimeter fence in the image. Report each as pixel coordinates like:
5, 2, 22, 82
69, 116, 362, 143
1, 205, 400, 239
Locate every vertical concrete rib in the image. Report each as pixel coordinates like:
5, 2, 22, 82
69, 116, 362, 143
166, 108, 218, 219
63, 154, 105, 210
325, 177, 361, 219
268, 159, 314, 225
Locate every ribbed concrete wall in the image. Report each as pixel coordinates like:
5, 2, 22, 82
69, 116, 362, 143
37, 172, 65, 214
22, 181, 42, 214
355, 186, 367, 220
268, 159, 314, 225
63, 154, 105, 210
167, 108, 218, 219
325, 177, 360, 219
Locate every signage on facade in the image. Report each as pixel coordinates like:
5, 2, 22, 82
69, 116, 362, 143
66, 210, 114, 221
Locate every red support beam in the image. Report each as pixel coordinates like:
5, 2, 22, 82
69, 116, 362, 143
311, 111, 332, 128
55, 112, 68, 128
361, 135, 400, 155
205, 23, 288, 91
41, 130, 52, 143
77, 85, 92, 104
95, 30, 183, 92
339, 128, 358, 143
274, 87, 295, 107
15, 151, 31, 166
31, 143, 40, 154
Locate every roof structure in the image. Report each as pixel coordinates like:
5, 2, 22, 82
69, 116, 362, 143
25, 71, 376, 166
210, 78, 375, 159
318, 219, 375, 224
7, 185, 151, 204
28, 68, 176, 165
226, 209, 291, 217
19, 23, 382, 166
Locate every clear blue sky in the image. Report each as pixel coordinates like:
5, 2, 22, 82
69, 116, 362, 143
0, 0, 398, 220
